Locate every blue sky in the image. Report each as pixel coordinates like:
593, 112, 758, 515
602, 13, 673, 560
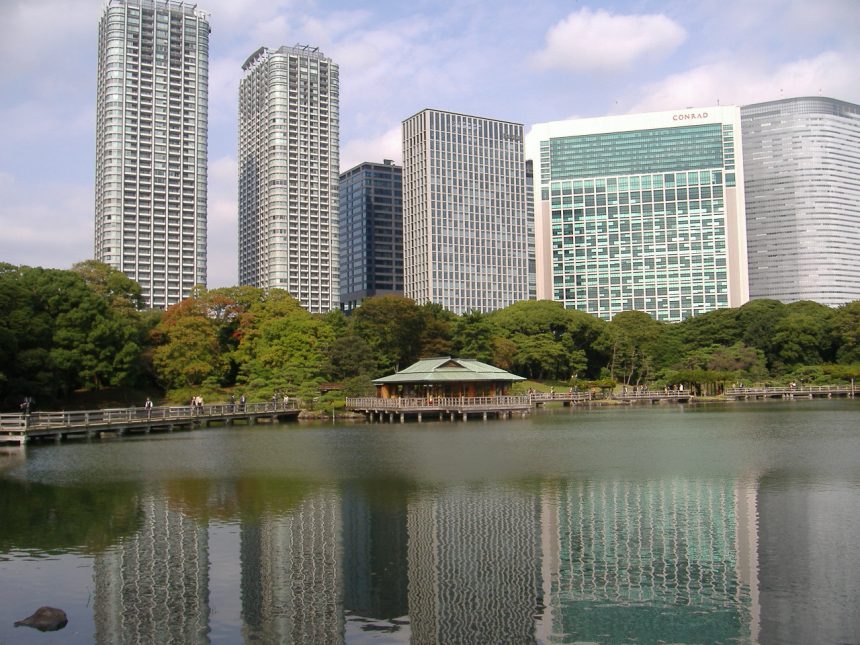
1, 0, 858, 288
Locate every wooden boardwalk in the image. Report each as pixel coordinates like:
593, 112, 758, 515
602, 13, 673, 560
530, 392, 595, 406
0, 402, 299, 446
612, 390, 694, 404
346, 395, 533, 422
725, 385, 856, 400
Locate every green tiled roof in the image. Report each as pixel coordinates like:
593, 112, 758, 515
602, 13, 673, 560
373, 357, 526, 384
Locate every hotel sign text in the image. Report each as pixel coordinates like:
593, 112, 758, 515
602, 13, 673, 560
672, 112, 710, 121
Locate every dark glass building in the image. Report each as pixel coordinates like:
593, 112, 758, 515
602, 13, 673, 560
339, 160, 403, 311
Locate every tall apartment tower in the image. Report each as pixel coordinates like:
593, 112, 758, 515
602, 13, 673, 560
527, 107, 749, 322
402, 109, 531, 314
339, 160, 403, 312
238, 45, 340, 313
742, 97, 860, 305
94, 0, 210, 309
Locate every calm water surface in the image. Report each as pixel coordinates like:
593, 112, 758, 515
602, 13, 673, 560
1, 400, 860, 644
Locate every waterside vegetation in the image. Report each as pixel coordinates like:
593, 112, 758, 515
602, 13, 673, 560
2, 261, 859, 411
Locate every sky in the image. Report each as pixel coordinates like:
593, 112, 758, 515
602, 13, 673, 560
1, 0, 858, 289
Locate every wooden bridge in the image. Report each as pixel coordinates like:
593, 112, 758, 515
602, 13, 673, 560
612, 390, 695, 404
529, 391, 595, 406
0, 402, 299, 446
724, 385, 856, 400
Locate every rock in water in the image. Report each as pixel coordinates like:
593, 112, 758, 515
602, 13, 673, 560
14, 606, 68, 631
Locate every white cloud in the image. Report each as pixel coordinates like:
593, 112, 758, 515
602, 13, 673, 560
532, 8, 686, 74
340, 125, 402, 172
629, 50, 860, 113
206, 156, 239, 288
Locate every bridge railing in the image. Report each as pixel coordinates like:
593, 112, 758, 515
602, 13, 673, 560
346, 395, 531, 410
1, 401, 299, 430
529, 392, 594, 402
0, 414, 28, 431
613, 390, 692, 398
725, 385, 855, 396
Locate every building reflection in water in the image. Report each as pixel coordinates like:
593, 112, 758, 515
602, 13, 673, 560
88, 477, 772, 643
92, 495, 209, 644
537, 479, 759, 644
407, 488, 543, 644
240, 489, 343, 643
341, 481, 410, 626
756, 479, 860, 645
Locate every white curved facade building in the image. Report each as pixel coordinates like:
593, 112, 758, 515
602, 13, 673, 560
741, 97, 860, 305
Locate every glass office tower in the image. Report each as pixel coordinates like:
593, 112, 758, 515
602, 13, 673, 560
339, 160, 403, 312
94, 0, 210, 309
402, 109, 531, 314
238, 45, 339, 313
527, 107, 749, 322
742, 97, 860, 305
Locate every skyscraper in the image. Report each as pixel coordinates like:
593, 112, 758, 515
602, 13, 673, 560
238, 45, 339, 313
94, 0, 210, 309
339, 160, 403, 312
402, 109, 531, 314
527, 107, 749, 322
741, 97, 860, 305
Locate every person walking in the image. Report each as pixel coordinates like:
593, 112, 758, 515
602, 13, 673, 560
144, 397, 153, 419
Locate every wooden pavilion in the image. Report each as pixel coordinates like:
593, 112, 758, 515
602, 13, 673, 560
345, 357, 529, 422
373, 357, 525, 398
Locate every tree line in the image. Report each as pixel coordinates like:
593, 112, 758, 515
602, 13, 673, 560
1, 261, 859, 410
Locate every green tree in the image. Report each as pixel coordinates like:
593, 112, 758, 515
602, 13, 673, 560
233, 289, 334, 394
736, 299, 787, 368
607, 310, 665, 385
833, 300, 860, 363
349, 295, 425, 373
419, 302, 454, 358
451, 310, 496, 362
72, 259, 144, 312
324, 334, 376, 381
152, 315, 225, 388
771, 301, 835, 369
489, 300, 608, 379
0, 264, 146, 403
509, 332, 564, 380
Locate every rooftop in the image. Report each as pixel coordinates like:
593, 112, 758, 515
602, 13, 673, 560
373, 357, 525, 385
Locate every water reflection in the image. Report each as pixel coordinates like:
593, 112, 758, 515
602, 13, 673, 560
92, 497, 209, 643
72, 478, 760, 644
539, 479, 758, 644
3, 412, 860, 645
240, 489, 343, 643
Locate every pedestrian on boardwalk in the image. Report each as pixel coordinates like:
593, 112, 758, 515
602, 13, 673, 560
229, 394, 236, 412
144, 397, 153, 418
20, 396, 33, 415
239, 394, 246, 412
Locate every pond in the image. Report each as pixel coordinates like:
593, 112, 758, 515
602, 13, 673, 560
1, 400, 859, 644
